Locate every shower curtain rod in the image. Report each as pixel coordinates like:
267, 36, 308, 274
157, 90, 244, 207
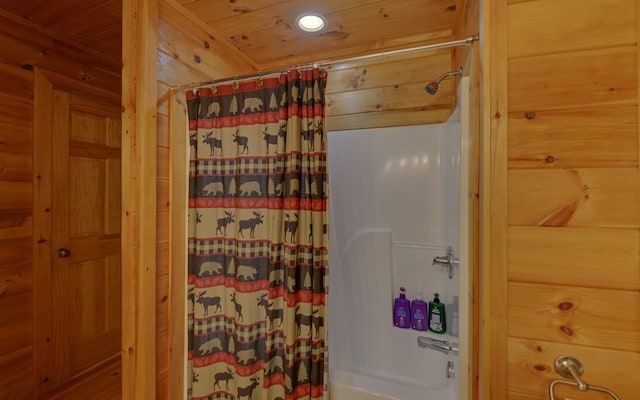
170, 35, 478, 92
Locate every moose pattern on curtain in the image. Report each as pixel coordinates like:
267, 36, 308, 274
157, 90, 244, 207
186, 68, 328, 400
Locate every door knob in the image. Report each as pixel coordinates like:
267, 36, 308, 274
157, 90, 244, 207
56, 248, 71, 258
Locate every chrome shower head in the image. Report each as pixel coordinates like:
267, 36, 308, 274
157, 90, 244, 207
424, 81, 439, 95
424, 67, 463, 95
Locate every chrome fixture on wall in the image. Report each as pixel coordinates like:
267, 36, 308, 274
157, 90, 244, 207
417, 336, 459, 355
433, 246, 458, 279
447, 361, 455, 379
548, 355, 621, 400
424, 67, 463, 95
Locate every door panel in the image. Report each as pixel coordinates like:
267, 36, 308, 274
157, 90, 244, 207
51, 90, 121, 391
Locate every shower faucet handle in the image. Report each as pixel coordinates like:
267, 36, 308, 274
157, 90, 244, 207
432, 256, 451, 265
432, 246, 458, 279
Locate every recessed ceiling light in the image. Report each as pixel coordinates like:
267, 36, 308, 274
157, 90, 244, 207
296, 13, 327, 32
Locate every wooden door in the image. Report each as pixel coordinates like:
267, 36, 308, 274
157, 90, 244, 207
49, 90, 122, 397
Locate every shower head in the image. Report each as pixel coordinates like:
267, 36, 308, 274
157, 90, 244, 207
424, 81, 439, 95
424, 67, 463, 95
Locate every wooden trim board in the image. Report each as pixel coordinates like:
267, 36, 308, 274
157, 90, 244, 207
121, 0, 159, 398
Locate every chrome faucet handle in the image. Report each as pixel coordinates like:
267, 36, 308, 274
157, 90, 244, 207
432, 246, 458, 279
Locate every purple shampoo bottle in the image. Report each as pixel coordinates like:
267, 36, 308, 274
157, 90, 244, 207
393, 287, 411, 328
411, 292, 428, 331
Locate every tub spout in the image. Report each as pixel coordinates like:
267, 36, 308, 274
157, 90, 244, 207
417, 336, 459, 355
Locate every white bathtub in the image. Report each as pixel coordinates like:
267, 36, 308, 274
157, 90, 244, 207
329, 369, 457, 400
327, 74, 472, 400
325, 228, 460, 400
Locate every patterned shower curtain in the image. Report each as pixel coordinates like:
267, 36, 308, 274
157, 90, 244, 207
186, 68, 328, 400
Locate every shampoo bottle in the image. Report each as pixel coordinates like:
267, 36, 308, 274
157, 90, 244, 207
393, 287, 411, 328
428, 293, 446, 334
411, 292, 428, 331
450, 296, 459, 337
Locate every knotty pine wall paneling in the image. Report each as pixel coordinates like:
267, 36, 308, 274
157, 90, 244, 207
0, 10, 121, 399
0, 61, 34, 400
324, 49, 455, 131
121, 0, 158, 398
482, 0, 640, 398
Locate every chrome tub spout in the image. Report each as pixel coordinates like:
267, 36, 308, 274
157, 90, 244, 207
417, 336, 459, 355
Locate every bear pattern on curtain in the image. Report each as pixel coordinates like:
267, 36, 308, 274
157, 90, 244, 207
186, 68, 328, 400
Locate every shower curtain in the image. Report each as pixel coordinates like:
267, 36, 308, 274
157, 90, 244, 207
186, 68, 328, 400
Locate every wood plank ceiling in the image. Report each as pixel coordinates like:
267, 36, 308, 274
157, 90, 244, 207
0, 0, 461, 71
0, 0, 122, 60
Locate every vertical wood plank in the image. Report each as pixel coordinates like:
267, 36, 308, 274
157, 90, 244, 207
637, 0, 640, 243
168, 91, 188, 400
468, 40, 481, 400
481, 0, 508, 399
121, 0, 158, 398
51, 89, 70, 384
455, 52, 478, 400
32, 68, 53, 397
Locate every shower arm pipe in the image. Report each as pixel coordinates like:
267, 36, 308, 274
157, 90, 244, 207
434, 68, 463, 85
170, 35, 479, 92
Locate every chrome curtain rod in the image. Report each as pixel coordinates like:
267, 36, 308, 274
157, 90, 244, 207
170, 35, 478, 92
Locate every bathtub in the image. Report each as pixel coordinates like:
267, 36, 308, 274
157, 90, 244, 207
325, 228, 461, 400
329, 369, 457, 400
327, 74, 472, 400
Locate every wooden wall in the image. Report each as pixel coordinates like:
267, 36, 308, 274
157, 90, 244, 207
0, 1, 255, 397
0, 45, 35, 400
0, 9, 120, 400
324, 49, 455, 131
482, 0, 640, 399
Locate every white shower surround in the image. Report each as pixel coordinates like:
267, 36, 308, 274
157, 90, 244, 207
327, 76, 472, 400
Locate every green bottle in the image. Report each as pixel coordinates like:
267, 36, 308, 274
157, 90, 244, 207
428, 293, 446, 334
